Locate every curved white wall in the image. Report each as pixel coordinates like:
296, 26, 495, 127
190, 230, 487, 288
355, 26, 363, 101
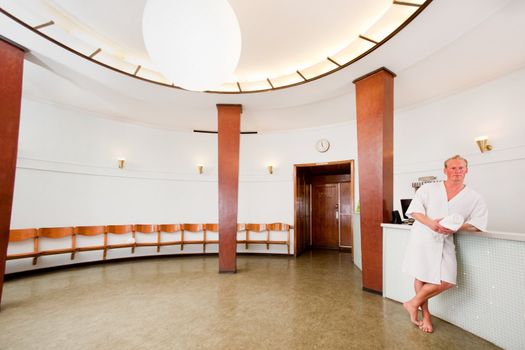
393, 65, 525, 232
10, 63, 525, 248
11, 98, 358, 230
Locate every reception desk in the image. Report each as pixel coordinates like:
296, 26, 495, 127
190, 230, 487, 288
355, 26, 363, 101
382, 224, 525, 350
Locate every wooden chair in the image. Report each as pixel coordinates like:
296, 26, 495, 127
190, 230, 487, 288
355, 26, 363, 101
73, 225, 106, 259
245, 224, 268, 250
7, 228, 39, 265
37, 227, 75, 262
204, 223, 219, 253
134, 224, 159, 250
157, 224, 183, 252
267, 223, 291, 255
181, 224, 205, 251
236, 223, 246, 247
106, 225, 135, 257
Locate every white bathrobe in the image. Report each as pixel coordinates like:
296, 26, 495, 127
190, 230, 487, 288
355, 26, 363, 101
402, 182, 488, 284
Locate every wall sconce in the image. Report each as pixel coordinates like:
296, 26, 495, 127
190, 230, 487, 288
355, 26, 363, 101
475, 136, 493, 153
196, 164, 204, 175
117, 158, 125, 169
267, 164, 274, 175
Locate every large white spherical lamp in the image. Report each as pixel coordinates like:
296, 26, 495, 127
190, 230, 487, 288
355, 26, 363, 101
142, 0, 241, 91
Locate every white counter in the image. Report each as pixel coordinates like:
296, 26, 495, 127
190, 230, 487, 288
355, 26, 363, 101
382, 223, 525, 350
382, 223, 525, 242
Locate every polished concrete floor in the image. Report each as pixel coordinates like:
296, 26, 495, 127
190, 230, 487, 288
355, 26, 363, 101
0, 250, 497, 349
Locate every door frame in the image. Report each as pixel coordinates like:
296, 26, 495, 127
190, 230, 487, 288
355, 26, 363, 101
293, 160, 354, 256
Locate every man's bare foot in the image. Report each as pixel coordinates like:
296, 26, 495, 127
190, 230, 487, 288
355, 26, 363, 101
419, 316, 433, 333
403, 301, 421, 326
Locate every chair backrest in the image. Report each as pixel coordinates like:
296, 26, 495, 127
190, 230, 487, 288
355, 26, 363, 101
9, 228, 38, 242
205, 223, 219, 232
74, 226, 105, 236
159, 224, 182, 233
236, 223, 245, 231
134, 224, 158, 233
183, 223, 204, 232
38, 227, 74, 238
106, 225, 134, 234
245, 223, 267, 232
267, 223, 290, 231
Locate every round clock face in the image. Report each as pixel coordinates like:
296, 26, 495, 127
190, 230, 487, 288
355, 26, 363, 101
316, 139, 330, 153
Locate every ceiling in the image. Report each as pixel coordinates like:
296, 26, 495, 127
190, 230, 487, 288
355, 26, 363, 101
0, 0, 427, 92
1, 0, 525, 131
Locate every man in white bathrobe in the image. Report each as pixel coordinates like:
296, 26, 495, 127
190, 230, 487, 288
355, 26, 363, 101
402, 155, 488, 333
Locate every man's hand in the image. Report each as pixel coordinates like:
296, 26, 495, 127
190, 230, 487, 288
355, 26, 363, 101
429, 219, 455, 235
412, 213, 455, 235
459, 223, 480, 232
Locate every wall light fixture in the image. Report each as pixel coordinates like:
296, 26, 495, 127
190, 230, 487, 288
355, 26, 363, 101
197, 164, 204, 174
475, 136, 493, 153
118, 158, 125, 169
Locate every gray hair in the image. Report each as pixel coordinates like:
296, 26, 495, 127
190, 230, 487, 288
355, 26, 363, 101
444, 155, 468, 168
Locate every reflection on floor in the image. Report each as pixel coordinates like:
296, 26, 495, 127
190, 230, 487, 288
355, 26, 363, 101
0, 250, 496, 349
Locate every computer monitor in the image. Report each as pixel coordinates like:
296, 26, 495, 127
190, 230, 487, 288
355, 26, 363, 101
400, 199, 412, 220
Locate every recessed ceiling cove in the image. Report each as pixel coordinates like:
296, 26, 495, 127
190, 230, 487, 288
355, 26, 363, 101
0, 0, 429, 93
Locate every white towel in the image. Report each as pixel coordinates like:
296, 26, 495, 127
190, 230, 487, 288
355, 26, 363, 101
439, 214, 464, 231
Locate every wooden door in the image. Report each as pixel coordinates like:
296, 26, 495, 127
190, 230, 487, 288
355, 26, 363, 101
312, 183, 339, 249
339, 182, 353, 247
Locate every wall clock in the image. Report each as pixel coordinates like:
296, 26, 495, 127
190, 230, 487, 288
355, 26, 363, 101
315, 139, 330, 153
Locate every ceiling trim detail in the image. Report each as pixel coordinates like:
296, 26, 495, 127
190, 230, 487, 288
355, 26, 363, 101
0, 1, 431, 94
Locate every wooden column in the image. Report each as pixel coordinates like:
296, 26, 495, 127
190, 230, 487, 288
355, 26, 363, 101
217, 104, 242, 273
0, 38, 25, 306
353, 67, 395, 294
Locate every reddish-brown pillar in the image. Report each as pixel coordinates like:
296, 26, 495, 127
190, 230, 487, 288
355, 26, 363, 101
0, 38, 25, 306
217, 104, 242, 273
353, 67, 395, 294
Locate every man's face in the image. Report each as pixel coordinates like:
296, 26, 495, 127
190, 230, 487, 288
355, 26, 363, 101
444, 159, 468, 182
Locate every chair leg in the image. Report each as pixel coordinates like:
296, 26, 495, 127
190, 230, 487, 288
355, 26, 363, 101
71, 234, 76, 260
245, 230, 248, 249
181, 231, 184, 251
266, 230, 269, 250
203, 230, 206, 253
32, 236, 39, 265
157, 231, 161, 253
287, 229, 290, 255
103, 232, 108, 259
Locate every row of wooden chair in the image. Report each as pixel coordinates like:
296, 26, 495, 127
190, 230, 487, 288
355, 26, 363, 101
7, 223, 291, 265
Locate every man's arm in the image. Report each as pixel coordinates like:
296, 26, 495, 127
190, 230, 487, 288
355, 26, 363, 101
411, 212, 455, 235
459, 223, 480, 232
462, 196, 488, 232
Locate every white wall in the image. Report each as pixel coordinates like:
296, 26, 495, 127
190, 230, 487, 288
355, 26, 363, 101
10, 63, 525, 242
393, 65, 525, 232
11, 98, 358, 230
